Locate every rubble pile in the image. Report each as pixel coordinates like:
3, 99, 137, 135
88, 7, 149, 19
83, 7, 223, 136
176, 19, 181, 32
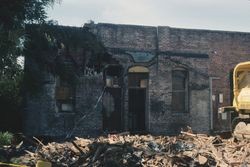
15, 132, 250, 166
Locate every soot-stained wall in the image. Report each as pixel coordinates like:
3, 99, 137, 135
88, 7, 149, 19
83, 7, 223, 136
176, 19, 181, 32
23, 23, 250, 136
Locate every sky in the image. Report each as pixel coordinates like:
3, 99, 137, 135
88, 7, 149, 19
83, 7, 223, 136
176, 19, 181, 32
47, 0, 250, 32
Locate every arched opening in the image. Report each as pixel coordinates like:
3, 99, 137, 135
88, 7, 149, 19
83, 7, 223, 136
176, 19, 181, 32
128, 66, 149, 73
128, 66, 149, 132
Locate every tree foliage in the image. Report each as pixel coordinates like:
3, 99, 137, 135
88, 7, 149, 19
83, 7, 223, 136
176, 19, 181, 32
0, 0, 59, 132
24, 24, 111, 92
0, 0, 59, 78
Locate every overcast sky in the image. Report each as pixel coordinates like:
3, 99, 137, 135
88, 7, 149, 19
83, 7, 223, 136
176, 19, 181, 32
47, 0, 250, 32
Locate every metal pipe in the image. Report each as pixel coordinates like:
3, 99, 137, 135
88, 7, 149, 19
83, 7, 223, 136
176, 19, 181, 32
209, 77, 220, 131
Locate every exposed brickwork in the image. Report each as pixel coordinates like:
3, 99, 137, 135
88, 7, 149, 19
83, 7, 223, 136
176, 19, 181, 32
74, 76, 103, 136
96, 23, 157, 51
24, 23, 250, 136
158, 27, 250, 131
148, 55, 210, 134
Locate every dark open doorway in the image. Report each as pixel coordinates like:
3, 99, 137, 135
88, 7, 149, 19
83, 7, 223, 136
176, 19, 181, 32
102, 65, 124, 132
128, 66, 149, 132
129, 88, 146, 131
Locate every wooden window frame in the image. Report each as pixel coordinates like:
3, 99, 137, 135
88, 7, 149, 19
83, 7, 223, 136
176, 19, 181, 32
55, 77, 75, 113
171, 68, 189, 113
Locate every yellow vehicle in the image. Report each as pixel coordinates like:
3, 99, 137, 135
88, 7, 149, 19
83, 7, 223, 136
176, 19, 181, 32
219, 61, 250, 138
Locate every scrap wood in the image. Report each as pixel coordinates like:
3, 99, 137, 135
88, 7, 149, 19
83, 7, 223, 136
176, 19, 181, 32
9, 131, 250, 167
24, 150, 35, 158
240, 143, 250, 164
180, 131, 207, 138
181, 131, 197, 137
71, 140, 84, 155
32, 136, 45, 147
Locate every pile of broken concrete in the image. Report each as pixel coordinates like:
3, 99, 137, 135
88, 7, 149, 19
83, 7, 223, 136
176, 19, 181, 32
11, 131, 250, 167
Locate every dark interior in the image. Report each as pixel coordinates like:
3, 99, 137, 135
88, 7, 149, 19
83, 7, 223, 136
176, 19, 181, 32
129, 88, 146, 132
102, 88, 122, 132
102, 65, 123, 132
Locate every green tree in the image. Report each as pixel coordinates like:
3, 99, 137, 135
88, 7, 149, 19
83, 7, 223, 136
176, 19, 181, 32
0, 0, 60, 78
0, 0, 59, 131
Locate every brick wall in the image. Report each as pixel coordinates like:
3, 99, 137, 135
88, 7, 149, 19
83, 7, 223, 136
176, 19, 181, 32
23, 58, 104, 137
95, 23, 250, 134
94, 23, 211, 134
158, 27, 250, 131
24, 23, 250, 136
148, 55, 210, 134
96, 23, 157, 51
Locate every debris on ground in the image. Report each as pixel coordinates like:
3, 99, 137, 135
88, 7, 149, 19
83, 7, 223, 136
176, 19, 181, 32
1, 131, 250, 167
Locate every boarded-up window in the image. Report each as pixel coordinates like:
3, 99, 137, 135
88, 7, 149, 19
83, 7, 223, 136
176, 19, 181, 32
172, 69, 188, 113
55, 77, 75, 112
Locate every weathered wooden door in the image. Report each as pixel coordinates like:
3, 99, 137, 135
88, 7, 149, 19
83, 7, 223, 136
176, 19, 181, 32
128, 66, 149, 132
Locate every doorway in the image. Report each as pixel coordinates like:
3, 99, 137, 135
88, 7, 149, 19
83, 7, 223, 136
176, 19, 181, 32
129, 88, 146, 131
128, 66, 149, 132
102, 65, 123, 132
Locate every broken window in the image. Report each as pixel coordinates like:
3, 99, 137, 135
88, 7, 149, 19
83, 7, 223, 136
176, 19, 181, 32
55, 77, 75, 112
104, 65, 123, 88
172, 68, 188, 113
128, 73, 149, 88
128, 66, 149, 88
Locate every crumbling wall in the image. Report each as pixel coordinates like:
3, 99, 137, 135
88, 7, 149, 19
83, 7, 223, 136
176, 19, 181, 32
24, 23, 250, 136
148, 55, 210, 135
23, 72, 103, 136
73, 75, 103, 136
23, 65, 59, 136
23, 50, 104, 136
158, 27, 250, 132
23, 24, 108, 137
95, 23, 157, 51
93, 23, 211, 134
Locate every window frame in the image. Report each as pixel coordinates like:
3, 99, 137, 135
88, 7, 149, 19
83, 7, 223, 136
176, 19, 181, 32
55, 76, 75, 113
171, 68, 189, 113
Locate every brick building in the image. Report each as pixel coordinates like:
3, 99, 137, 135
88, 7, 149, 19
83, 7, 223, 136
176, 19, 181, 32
23, 23, 250, 137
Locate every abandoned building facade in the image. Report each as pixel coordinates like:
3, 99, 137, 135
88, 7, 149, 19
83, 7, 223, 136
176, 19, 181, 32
23, 23, 250, 136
